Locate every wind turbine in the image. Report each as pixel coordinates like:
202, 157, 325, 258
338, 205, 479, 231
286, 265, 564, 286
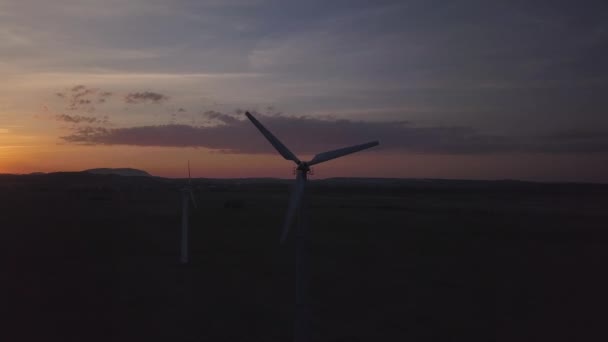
180, 160, 197, 264
245, 111, 379, 342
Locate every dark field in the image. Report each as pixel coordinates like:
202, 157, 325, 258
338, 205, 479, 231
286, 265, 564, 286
3, 173, 608, 341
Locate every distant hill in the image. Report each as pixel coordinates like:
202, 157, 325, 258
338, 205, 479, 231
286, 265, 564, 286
83, 168, 151, 177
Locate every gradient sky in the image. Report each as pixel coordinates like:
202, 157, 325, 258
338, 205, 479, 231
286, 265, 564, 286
1, 0, 607, 181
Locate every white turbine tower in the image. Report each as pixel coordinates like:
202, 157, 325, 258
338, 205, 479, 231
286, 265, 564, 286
245, 111, 379, 342
180, 160, 197, 264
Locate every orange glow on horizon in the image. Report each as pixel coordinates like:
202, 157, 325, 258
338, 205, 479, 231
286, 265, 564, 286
1, 113, 607, 183
1, 139, 608, 183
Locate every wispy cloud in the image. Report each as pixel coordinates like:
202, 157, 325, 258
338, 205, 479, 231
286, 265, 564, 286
54, 85, 113, 112
55, 114, 109, 125
97, 91, 112, 103
125, 91, 169, 104
200, 110, 240, 125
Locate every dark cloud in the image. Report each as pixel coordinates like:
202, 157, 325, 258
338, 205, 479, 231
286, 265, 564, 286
178, 108, 186, 112
56, 114, 97, 124
54, 85, 114, 113
71, 85, 87, 92
71, 86, 95, 99
54, 111, 486, 154
60, 112, 608, 155
97, 91, 113, 104
62, 126, 111, 145
125, 91, 169, 104
56, 114, 109, 125
69, 86, 96, 111
540, 129, 608, 153
201, 110, 240, 125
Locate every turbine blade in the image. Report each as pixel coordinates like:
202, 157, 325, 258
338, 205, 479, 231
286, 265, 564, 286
308, 141, 379, 166
189, 190, 197, 209
245, 111, 301, 164
280, 172, 306, 243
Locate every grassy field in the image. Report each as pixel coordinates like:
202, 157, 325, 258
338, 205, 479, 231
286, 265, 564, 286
3, 174, 608, 341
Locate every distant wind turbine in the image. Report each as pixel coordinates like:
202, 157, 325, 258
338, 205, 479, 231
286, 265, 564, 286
180, 160, 197, 264
245, 111, 379, 342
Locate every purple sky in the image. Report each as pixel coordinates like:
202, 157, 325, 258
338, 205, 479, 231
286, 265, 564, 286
1, 0, 607, 181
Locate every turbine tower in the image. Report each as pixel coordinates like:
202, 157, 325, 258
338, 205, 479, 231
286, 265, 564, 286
180, 160, 197, 264
245, 111, 379, 342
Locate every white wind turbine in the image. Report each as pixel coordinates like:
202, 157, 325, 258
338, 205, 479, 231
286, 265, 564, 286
180, 160, 197, 264
245, 111, 379, 342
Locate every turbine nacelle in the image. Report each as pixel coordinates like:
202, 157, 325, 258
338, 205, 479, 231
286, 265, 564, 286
296, 162, 310, 172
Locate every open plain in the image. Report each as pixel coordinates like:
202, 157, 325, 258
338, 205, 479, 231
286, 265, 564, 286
3, 173, 608, 341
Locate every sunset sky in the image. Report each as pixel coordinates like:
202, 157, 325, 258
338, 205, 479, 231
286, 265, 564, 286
1, 0, 607, 181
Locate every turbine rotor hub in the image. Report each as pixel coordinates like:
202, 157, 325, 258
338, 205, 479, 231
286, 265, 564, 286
296, 162, 310, 172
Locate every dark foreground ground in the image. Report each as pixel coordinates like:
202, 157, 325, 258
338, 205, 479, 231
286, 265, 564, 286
2, 173, 608, 341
